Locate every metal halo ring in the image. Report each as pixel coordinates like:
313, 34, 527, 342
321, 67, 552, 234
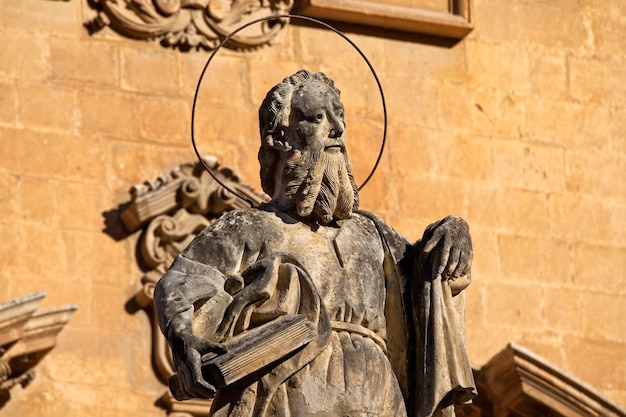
191, 14, 388, 207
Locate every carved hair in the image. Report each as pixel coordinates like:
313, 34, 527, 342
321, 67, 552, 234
258, 70, 340, 195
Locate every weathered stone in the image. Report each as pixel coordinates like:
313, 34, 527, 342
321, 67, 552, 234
155, 71, 476, 417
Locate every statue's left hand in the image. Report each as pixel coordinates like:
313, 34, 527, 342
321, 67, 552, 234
422, 215, 473, 280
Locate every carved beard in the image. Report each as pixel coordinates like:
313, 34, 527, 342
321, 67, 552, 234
282, 146, 358, 224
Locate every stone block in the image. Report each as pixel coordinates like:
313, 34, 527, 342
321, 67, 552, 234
548, 193, 613, 243
563, 336, 626, 394
17, 176, 55, 224
66, 232, 134, 290
611, 203, 626, 246
396, 172, 466, 222
514, 2, 585, 49
582, 292, 626, 342
436, 82, 474, 130
0, 223, 22, 270
386, 77, 439, 129
578, 103, 611, 149
543, 287, 584, 334
18, 224, 68, 278
107, 141, 160, 186
18, 84, 78, 133
529, 50, 568, 99
585, 11, 626, 59
565, 148, 626, 198
609, 106, 626, 154
567, 55, 609, 103
466, 186, 549, 235
465, 40, 530, 93
387, 124, 435, 179
498, 234, 569, 285
525, 97, 585, 146
182, 54, 246, 106
516, 331, 567, 369
0, 81, 18, 126
344, 115, 388, 185
466, 227, 500, 279
79, 89, 136, 139
499, 188, 549, 235
0, 32, 48, 82
0, 0, 82, 37
429, 130, 493, 180
120, 47, 179, 96
466, 324, 523, 366
50, 39, 119, 87
382, 38, 467, 85
571, 242, 626, 294
0, 128, 105, 181
464, 280, 485, 328
491, 90, 526, 138
492, 139, 565, 193
55, 182, 104, 231
471, 1, 518, 43
138, 97, 190, 144
484, 281, 544, 331
0, 173, 18, 218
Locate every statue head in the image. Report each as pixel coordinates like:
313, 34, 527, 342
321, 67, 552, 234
258, 70, 359, 224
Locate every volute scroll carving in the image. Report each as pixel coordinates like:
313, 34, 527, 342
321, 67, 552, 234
86, 0, 295, 50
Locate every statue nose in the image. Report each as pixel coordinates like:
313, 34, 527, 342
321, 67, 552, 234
328, 114, 344, 139
329, 126, 343, 139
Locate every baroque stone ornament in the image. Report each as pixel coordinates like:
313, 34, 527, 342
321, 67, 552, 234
123, 156, 268, 416
0, 292, 77, 408
471, 343, 626, 417
86, 0, 294, 50
154, 70, 477, 417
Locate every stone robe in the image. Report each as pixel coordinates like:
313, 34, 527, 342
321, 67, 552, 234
154, 205, 476, 417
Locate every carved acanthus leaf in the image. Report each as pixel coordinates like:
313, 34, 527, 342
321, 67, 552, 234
87, 0, 294, 50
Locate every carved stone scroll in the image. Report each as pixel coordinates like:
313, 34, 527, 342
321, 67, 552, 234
0, 292, 77, 408
124, 156, 268, 416
86, 0, 295, 50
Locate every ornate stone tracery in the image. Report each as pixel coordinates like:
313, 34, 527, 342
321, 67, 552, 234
86, 0, 294, 50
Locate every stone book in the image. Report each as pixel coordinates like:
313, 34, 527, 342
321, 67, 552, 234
169, 314, 317, 400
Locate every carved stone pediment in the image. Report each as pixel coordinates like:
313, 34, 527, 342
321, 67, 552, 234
123, 156, 268, 416
469, 343, 626, 417
0, 292, 77, 408
86, 0, 294, 50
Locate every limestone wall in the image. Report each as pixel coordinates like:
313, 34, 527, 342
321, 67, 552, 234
0, 0, 624, 415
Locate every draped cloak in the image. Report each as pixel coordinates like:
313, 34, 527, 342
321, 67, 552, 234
154, 205, 476, 417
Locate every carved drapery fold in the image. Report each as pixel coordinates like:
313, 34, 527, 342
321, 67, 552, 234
124, 156, 268, 416
0, 292, 77, 408
86, 0, 294, 50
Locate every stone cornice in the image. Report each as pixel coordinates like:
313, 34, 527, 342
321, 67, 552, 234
0, 292, 77, 408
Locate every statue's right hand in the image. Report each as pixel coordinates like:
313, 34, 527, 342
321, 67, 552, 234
169, 330, 227, 399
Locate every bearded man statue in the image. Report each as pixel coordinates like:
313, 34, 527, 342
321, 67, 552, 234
154, 70, 477, 417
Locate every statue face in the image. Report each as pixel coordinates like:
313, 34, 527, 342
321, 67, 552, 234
289, 81, 345, 154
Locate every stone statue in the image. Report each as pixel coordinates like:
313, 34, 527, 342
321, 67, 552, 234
154, 70, 477, 417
